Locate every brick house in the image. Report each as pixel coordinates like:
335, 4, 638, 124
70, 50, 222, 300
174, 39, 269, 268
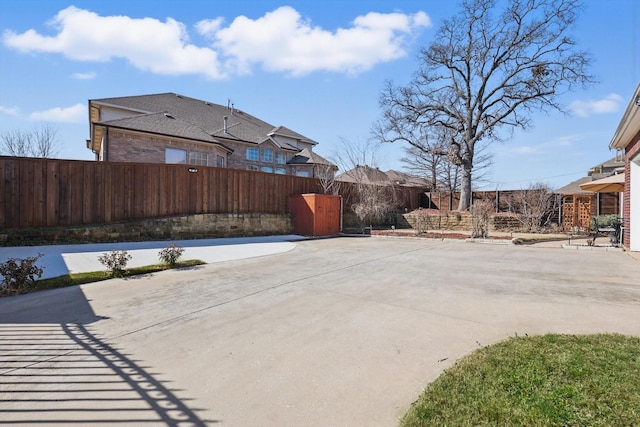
87, 93, 335, 178
609, 83, 640, 251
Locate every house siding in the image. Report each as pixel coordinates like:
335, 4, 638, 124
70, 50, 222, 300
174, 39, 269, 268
107, 130, 228, 165
624, 129, 640, 250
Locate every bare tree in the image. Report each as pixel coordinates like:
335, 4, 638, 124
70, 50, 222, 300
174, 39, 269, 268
316, 163, 341, 195
333, 138, 398, 232
401, 145, 442, 191
0, 123, 60, 158
507, 182, 556, 232
377, 0, 594, 210
401, 137, 493, 192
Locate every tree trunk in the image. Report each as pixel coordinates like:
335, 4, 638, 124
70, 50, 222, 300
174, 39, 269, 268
458, 163, 473, 211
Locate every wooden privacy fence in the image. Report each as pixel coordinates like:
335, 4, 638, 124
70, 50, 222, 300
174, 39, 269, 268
338, 182, 426, 212
1, 157, 320, 229
423, 190, 548, 212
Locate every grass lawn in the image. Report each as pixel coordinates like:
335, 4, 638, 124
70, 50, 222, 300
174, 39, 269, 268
400, 334, 640, 427
26, 259, 205, 294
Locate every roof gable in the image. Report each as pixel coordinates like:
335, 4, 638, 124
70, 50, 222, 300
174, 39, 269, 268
287, 148, 335, 166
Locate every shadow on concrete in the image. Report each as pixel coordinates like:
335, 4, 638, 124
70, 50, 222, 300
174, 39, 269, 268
0, 286, 216, 425
0, 234, 303, 279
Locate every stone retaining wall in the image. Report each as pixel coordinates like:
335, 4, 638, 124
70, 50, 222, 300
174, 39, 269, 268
0, 213, 293, 246
403, 212, 522, 232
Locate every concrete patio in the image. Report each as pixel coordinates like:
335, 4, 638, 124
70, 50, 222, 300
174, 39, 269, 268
1, 237, 639, 426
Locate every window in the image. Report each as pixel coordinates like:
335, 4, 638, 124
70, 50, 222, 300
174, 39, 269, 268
296, 170, 310, 177
247, 165, 259, 171
260, 166, 273, 173
189, 151, 208, 166
275, 152, 287, 164
216, 155, 225, 168
246, 147, 259, 161
261, 148, 274, 162
165, 148, 186, 164
275, 167, 286, 175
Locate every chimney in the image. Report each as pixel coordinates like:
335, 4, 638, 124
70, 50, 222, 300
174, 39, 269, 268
224, 116, 228, 133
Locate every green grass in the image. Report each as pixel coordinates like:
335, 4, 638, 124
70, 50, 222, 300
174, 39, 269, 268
30, 259, 205, 293
400, 334, 640, 427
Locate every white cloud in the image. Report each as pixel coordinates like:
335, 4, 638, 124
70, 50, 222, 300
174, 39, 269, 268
512, 133, 583, 155
549, 134, 581, 147
71, 71, 96, 80
203, 6, 431, 76
3, 6, 430, 79
2, 6, 225, 79
29, 103, 85, 123
569, 93, 624, 117
512, 146, 540, 154
0, 105, 19, 115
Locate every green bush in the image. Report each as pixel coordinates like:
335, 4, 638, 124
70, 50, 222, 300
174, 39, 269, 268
591, 214, 620, 231
98, 250, 132, 278
158, 242, 185, 267
0, 253, 44, 296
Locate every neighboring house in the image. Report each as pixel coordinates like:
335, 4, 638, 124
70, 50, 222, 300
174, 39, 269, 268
608, 82, 640, 251
288, 147, 338, 179
555, 157, 624, 231
86, 93, 335, 178
336, 166, 431, 188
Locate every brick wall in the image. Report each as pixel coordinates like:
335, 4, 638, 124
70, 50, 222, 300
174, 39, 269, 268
107, 130, 309, 175
0, 213, 293, 246
107, 130, 228, 165
624, 131, 640, 249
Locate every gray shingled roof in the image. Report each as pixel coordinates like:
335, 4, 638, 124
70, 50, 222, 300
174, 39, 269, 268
269, 126, 316, 145
101, 112, 229, 147
287, 148, 334, 166
336, 166, 394, 184
385, 170, 431, 187
92, 93, 318, 146
336, 166, 431, 187
590, 157, 624, 169
555, 177, 595, 195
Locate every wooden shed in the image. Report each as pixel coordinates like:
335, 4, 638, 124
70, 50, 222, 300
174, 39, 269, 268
290, 194, 341, 236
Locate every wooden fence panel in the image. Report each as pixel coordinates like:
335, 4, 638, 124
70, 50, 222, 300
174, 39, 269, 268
22, 160, 35, 227
0, 157, 331, 229
2, 157, 441, 230
0, 159, 5, 228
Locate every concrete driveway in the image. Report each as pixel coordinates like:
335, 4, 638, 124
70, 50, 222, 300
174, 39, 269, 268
1, 237, 639, 426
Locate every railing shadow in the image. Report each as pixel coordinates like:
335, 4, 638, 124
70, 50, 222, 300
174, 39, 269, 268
0, 286, 217, 425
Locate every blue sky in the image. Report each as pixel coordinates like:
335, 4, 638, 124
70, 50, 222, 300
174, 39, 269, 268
0, 0, 638, 190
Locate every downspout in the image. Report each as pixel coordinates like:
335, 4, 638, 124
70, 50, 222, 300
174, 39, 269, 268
104, 127, 109, 161
340, 196, 344, 232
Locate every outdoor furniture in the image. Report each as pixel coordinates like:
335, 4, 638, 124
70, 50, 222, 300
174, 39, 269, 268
592, 217, 622, 246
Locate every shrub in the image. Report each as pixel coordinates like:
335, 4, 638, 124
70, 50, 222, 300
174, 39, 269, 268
471, 199, 493, 238
98, 250, 132, 278
158, 243, 185, 267
0, 253, 44, 296
506, 182, 556, 232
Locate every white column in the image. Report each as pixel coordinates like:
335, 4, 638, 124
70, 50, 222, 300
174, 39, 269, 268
631, 155, 640, 251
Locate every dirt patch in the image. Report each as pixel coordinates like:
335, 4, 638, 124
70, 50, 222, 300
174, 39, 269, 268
372, 230, 512, 240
